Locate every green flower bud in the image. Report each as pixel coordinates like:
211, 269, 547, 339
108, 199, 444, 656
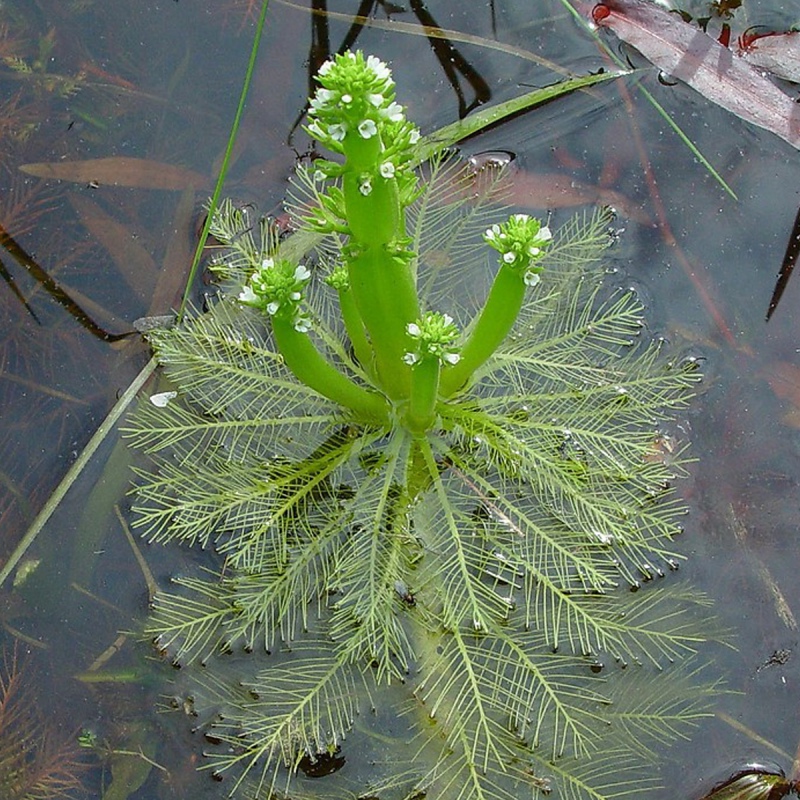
239, 257, 311, 328
307, 52, 400, 150
404, 312, 461, 367
484, 214, 553, 285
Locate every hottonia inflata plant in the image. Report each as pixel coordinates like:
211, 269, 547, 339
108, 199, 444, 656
126, 51, 719, 800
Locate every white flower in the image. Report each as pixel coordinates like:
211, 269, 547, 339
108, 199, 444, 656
290, 291, 301, 301
261, 257, 274, 270
538, 225, 553, 241
366, 54, 391, 81
318, 59, 333, 75
403, 352, 420, 365
409, 129, 420, 144
406, 322, 421, 338
524, 271, 541, 287
512, 213, 531, 223
294, 265, 311, 282
383, 102, 404, 122
379, 161, 395, 179
313, 170, 326, 183
443, 352, 461, 365
485, 224, 500, 240
328, 123, 347, 142
368, 93, 384, 107
358, 119, 378, 139
442, 313, 454, 326
294, 316, 312, 333
238, 285, 258, 305
359, 178, 372, 196
503, 252, 516, 264
266, 301, 280, 315
306, 120, 325, 139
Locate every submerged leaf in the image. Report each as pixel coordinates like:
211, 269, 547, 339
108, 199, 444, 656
739, 31, 800, 84
19, 156, 209, 189
591, 0, 800, 149
698, 766, 790, 800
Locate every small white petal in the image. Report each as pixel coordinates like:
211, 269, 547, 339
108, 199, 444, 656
368, 93, 384, 107
307, 120, 325, 138
539, 226, 553, 240
367, 55, 391, 80
379, 161, 395, 179
266, 301, 280, 315
513, 213, 530, 222
290, 291, 301, 301
261, 257, 274, 270
341, 93, 353, 104
442, 313, 454, 326
443, 352, 461, 365
358, 119, 378, 139
294, 265, 311, 281
359, 179, 372, 196
383, 102, 404, 122
294, 317, 312, 333
409, 129, 420, 144
238, 285, 258, 304
403, 352, 419, 365
524, 272, 541, 287
329, 123, 347, 141
406, 322, 421, 337
503, 251, 516, 264
149, 391, 178, 407
318, 60, 333, 75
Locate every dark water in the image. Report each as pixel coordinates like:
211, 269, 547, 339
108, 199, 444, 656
1, 0, 799, 797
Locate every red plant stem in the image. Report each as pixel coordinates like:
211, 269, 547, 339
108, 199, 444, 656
605, 62, 739, 348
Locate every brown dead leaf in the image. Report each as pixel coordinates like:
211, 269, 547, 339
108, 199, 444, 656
20, 156, 209, 190
69, 193, 158, 301
760, 360, 800, 428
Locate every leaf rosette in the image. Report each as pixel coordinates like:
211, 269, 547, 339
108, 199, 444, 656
125, 51, 721, 800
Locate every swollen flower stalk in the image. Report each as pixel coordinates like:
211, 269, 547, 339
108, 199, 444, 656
440, 214, 552, 397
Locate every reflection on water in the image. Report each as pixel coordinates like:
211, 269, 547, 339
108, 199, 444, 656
1, 0, 799, 798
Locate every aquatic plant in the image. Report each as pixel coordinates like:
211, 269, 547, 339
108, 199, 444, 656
0, 644, 87, 800
126, 51, 718, 800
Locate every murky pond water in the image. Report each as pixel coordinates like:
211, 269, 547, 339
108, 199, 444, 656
1, 0, 799, 798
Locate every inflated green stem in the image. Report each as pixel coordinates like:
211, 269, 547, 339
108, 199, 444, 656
439, 267, 526, 397
406, 357, 440, 434
336, 283, 376, 378
440, 214, 551, 397
348, 247, 417, 399
272, 315, 389, 422
306, 51, 422, 402
403, 312, 461, 432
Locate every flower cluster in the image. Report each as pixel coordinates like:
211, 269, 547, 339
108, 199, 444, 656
238, 257, 312, 332
307, 52, 398, 148
403, 312, 461, 366
306, 51, 421, 186
484, 214, 553, 286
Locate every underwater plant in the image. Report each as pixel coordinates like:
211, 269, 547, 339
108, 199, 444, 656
0, 644, 87, 800
126, 51, 719, 800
